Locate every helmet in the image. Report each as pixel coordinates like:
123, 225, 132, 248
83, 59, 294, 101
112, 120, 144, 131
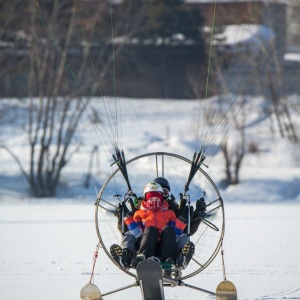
153, 177, 170, 191
143, 182, 163, 198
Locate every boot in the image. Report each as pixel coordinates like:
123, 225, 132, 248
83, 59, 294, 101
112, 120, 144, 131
110, 244, 123, 266
177, 241, 195, 268
121, 248, 134, 268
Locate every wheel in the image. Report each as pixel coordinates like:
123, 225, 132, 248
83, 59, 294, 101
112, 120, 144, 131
95, 152, 225, 280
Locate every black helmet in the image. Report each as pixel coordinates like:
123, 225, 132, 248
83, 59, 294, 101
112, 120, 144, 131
153, 177, 170, 191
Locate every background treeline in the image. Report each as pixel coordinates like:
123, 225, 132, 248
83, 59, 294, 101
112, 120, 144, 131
0, 0, 207, 99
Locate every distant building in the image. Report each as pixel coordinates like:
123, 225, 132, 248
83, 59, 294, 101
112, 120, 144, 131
1, 0, 298, 98
183, 0, 300, 97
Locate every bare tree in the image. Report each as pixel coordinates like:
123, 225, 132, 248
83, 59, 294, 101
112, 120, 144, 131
1, 0, 152, 197
220, 126, 246, 186
263, 49, 299, 143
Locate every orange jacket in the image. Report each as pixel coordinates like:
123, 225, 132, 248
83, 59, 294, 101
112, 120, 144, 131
124, 200, 186, 238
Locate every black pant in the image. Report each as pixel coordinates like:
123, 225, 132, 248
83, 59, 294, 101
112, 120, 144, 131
138, 226, 177, 262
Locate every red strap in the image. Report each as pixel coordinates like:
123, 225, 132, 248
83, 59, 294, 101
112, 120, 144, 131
89, 243, 100, 284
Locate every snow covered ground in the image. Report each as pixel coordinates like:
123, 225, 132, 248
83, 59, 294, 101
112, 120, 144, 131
0, 96, 300, 299
0, 202, 299, 300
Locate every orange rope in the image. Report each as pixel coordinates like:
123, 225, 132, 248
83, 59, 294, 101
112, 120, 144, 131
89, 243, 101, 284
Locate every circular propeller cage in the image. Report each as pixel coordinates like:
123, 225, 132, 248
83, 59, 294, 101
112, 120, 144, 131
95, 152, 225, 280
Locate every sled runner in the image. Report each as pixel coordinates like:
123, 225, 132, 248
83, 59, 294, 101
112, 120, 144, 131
137, 259, 165, 300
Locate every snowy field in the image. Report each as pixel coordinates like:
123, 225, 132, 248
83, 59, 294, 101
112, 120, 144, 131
0, 97, 300, 299
0, 202, 299, 300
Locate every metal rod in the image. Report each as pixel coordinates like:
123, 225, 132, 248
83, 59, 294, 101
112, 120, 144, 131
202, 219, 219, 231
100, 198, 116, 207
187, 194, 191, 238
206, 198, 221, 208
97, 204, 114, 213
182, 282, 216, 296
162, 277, 215, 296
121, 203, 124, 234
101, 282, 138, 297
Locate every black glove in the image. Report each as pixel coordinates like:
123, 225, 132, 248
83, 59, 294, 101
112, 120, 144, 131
169, 193, 176, 202
124, 211, 133, 218
179, 205, 194, 224
193, 198, 206, 220
114, 202, 130, 218
178, 193, 187, 215
114, 203, 130, 233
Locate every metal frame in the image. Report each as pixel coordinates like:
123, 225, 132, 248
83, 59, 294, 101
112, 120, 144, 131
95, 152, 225, 281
